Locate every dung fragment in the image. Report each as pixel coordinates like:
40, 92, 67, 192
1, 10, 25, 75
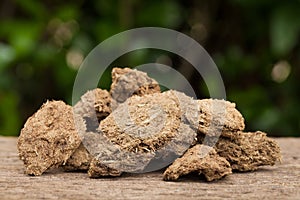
66, 88, 113, 171
101, 90, 181, 152
63, 143, 92, 171
98, 90, 196, 172
17, 100, 81, 176
88, 158, 122, 178
74, 88, 112, 127
163, 144, 232, 181
110, 67, 161, 104
212, 131, 281, 171
100, 90, 196, 153
196, 99, 245, 137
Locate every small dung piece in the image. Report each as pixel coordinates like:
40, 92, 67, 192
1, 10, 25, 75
213, 131, 281, 171
196, 99, 245, 137
67, 88, 113, 171
74, 88, 112, 125
63, 143, 92, 171
88, 158, 122, 178
110, 67, 161, 104
163, 144, 232, 181
17, 100, 81, 176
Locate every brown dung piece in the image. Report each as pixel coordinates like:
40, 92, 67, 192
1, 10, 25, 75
74, 88, 112, 124
110, 67, 161, 104
88, 158, 122, 178
163, 144, 232, 181
212, 131, 281, 171
97, 90, 196, 173
196, 99, 245, 137
17, 100, 81, 175
63, 143, 92, 171
99, 90, 195, 153
67, 88, 113, 172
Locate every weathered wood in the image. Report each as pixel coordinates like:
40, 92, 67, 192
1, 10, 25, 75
0, 136, 299, 199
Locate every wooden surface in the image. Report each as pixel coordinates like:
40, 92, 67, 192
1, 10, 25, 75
0, 137, 299, 200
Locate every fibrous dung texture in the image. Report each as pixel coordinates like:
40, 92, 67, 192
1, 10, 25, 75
196, 99, 245, 137
110, 67, 161, 104
163, 144, 232, 181
63, 143, 92, 171
73, 88, 112, 126
17, 67, 281, 182
212, 131, 281, 171
67, 89, 113, 173
100, 90, 196, 153
97, 90, 196, 172
88, 158, 122, 178
18, 101, 81, 175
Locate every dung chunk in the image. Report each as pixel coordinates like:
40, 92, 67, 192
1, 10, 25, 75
74, 88, 112, 125
163, 144, 232, 181
196, 99, 245, 137
63, 143, 92, 171
100, 90, 196, 153
88, 158, 122, 178
17, 100, 81, 176
110, 67, 161, 104
67, 88, 112, 171
210, 131, 281, 171
98, 90, 196, 172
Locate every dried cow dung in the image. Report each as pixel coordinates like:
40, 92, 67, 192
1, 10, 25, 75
88, 158, 122, 178
17, 101, 81, 175
163, 144, 232, 181
212, 131, 281, 171
98, 90, 197, 172
101, 90, 182, 152
110, 67, 161, 104
66, 88, 113, 172
74, 88, 112, 126
16, 66, 282, 181
63, 143, 92, 171
196, 99, 245, 137
70, 71, 161, 175
100, 90, 196, 153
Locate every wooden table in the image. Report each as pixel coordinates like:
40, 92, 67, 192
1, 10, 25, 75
0, 136, 299, 199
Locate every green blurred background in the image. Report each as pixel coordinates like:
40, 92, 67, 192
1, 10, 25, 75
0, 0, 299, 137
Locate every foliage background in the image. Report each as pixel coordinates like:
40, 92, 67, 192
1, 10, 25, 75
0, 0, 299, 137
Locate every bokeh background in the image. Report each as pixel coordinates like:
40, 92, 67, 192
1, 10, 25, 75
0, 0, 299, 137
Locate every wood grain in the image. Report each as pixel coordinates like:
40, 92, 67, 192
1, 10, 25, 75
0, 136, 299, 200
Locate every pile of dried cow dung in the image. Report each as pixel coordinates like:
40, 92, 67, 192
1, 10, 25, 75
18, 67, 281, 181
